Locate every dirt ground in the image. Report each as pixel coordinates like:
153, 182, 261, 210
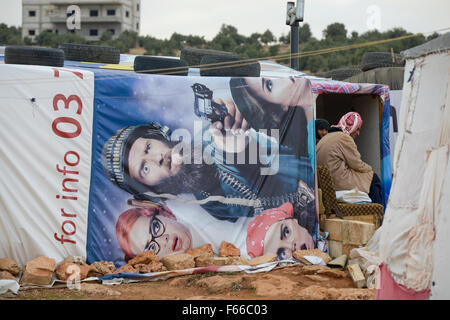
1, 264, 375, 300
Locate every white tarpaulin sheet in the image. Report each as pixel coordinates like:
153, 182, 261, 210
0, 65, 94, 266
380, 47, 450, 296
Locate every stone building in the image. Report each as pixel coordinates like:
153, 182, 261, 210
21, 0, 141, 41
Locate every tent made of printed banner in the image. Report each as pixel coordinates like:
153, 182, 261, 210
377, 32, 450, 300
0, 53, 392, 272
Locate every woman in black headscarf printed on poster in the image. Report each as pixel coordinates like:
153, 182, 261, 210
229, 76, 314, 159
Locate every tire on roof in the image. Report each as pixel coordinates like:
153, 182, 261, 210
180, 47, 240, 66
134, 56, 189, 76
199, 55, 261, 77
324, 67, 362, 81
5, 46, 64, 67
344, 67, 405, 91
360, 52, 405, 72
59, 43, 120, 64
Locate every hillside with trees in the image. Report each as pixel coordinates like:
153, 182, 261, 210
0, 22, 440, 74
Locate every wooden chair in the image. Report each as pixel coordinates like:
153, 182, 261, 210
317, 165, 383, 228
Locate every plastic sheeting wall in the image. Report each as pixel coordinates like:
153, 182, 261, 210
379, 51, 450, 296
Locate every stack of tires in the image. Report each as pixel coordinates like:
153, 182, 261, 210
4, 43, 121, 67
343, 52, 406, 90
133, 47, 261, 77
4, 44, 261, 78
318, 51, 405, 84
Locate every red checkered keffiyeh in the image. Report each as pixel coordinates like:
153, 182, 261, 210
332, 112, 363, 135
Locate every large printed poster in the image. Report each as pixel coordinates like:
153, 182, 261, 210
87, 72, 318, 266
0, 63, 318, 267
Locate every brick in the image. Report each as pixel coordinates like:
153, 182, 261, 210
218, 241, 240, 257
55, 261, 91, 281
328, 240, 359, 259
20, 256, 56, 285
323, 218, 375, 246
161, 253, 195, 270
186, 244, 214, 258
195, 255, 249, 267
0, 258, 21, 276
127, 251, 159, 266
348, 264, 366, 288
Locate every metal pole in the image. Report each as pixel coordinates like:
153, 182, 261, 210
290, 22, 299, 70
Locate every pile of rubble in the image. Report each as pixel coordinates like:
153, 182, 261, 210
0, 241, 289, 287
1, 227, 382, 292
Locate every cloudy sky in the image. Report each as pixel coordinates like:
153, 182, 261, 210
1, 0, 449, 39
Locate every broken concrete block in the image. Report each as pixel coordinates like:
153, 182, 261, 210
20, 256, 56, 285
127, 251, 159, 266
161, 253, 195, 270
247, 254, 277, 266
186, 244, 214, 258
219, 241, 241, 257
328, 240, 359, 259
134, 261, 167, 273
194, 255, 248, 267
64, 256, 87, 265
0, 258, 21, 276
113, 264, 137, 274
87, 261, 116, 277
0, 271, 16, 280
348, 264, 366, 288
55, 261, 91, 281
323, 218, 375, 246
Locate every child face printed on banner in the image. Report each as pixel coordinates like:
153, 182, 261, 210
129, 214, 192, 257
117, 207, 192, 259
263, 218, 314, 260
246, 202, 314, 260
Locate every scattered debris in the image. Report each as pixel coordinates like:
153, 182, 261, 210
293, 249, 332, 264
328, 255, 348, 270
88, 261, 116, 277
347, 264, 366, 288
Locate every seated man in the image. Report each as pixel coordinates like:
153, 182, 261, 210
316, 112, 383, 206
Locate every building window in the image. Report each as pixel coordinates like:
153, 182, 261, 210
137, 4, 140, 11
136, 22, 139, 30
90, 29, 98, 36
108, 29, 116, 35
90, 10, 98, 17
28, 10, 36, 17
28, 30, 36, 36
126, 10, 130, 18
107, 9, 116, 16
